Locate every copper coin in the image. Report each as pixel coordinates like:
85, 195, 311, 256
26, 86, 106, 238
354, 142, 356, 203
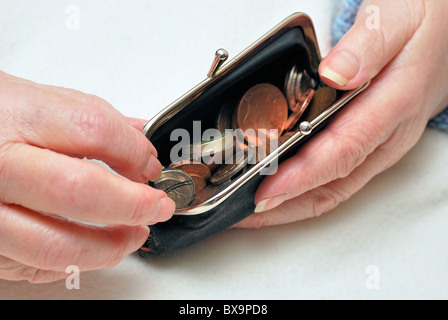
189, 174, 207, 195
303, 86, 337, 122
255, 136, 280, 163
231, 102, 239, 131
190, 180, 232, 206
204, 156, 223, 173
169, 163, 211, 181
237, 83, 288, 145
284, 88, 315, 132
279, 131, 296, 144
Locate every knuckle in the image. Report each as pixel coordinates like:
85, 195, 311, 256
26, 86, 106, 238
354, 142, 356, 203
0, 143, 21, 202
54, 166, 97, 213
25, 268, 65, 284
83, 93, 113, 111
0, 264, 35, 282
34, 232, 76, 270
125, 187, 160, 225
311, 185, 348, 218
248, 210, 277, 229
59, 168, 88, 205
99, 229, 135, 268
329, 127, 371, 178
124, 132, 152, 172
337, 142, 365, 178
251, 215, 269, 229
103, 241, 129, 268
70, 109, 111, 152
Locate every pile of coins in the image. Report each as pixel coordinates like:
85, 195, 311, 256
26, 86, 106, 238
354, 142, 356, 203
151, 64, 337, 210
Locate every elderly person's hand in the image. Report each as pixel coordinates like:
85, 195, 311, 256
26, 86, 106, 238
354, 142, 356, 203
0, 71, 174, 282
237, 0, 448, 228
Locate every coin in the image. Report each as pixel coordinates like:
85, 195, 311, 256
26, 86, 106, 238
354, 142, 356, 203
152, 169, 195, 209
295, 69, 316, 105
237, 83, 288, 145
190, 180, 232, 206
210, 148, 250, 185
255, 136, 280, 162
216, 101, 235, 133
285, 65, 300, 111
279, 131, 296, 144
284, 88, 315, 132
168, 163, 211, 195
169, 163, 211, 181
190, 174, 207, 195
302, 86, 337, 122
188, 130, 234, 163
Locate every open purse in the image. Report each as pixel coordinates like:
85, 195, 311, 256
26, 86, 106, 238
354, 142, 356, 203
138, 13, 369, 257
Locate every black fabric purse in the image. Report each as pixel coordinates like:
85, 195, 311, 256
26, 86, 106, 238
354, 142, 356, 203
138, 13, 369, 257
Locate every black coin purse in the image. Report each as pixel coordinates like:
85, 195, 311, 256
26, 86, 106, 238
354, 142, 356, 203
138, 13, 369, 257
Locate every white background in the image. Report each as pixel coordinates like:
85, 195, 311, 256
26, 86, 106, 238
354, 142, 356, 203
0, 0, 447, 299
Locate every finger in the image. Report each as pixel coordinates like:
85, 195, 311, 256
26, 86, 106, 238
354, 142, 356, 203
124, 117, 149, 132
0, 143, 175, 226
254, 60, 428, 214
38, 84, 149, 132
2, 80, 160, 182
36, 84, 150, 138
36, 80, 159, 171
235, 137, 404, 229
319, 0, 425, 89
0, 72, 129, 126
0, 203, 150, 273
0, 255, 67, 283
35, 84, 154, 153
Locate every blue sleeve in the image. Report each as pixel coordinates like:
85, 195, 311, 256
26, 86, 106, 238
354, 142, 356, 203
331, 0, 448, 133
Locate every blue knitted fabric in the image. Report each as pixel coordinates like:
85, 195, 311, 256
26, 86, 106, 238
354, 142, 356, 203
332, 0, 448, 133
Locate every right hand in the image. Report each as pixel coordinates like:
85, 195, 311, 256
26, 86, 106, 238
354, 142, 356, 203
0, 71, 175, 283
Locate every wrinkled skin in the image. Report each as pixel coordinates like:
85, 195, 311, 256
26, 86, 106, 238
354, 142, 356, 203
1, 0, 447, 283
0, 72, 175, 282
237, 0, 448, 227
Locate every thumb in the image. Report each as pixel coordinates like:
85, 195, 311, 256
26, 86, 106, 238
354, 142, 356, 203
319, 0, 425, 89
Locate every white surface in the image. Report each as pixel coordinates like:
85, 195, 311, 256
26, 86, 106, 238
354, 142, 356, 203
1, 0, 448, 300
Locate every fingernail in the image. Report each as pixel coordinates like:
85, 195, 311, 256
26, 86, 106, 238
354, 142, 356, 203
153, 196, 175, 223
145, 155, 162, 181
254, 193, 290, 213
131, 225, 150, 250
320, 50, 360, 86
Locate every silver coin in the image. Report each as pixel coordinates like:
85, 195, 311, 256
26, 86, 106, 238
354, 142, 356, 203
210, 148, 250, 185
292, 69, 303, 107
216, 102, 235, 132
284, 88, 315, 132
152, 168, 195, 209
295, 69, 316, 105
189, 130, 235, 162
285, 64, 299, 111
